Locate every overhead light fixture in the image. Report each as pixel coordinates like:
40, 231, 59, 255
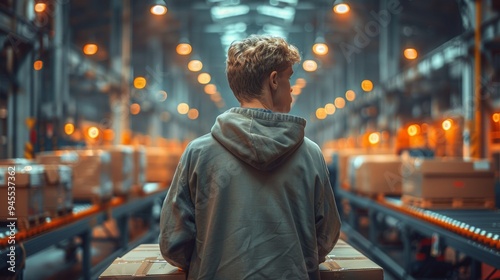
404, 48, 418, 60
361, 80, 374, 92
211, 5, 249, 20
302, 59, 318, 72
188, 59, 203, 72
270, 0, 298, 6
257, 5, 295, 22
150, 0, 167, 15
312, 36, 329, 56
33, 60, 43, 71
176, 39, 192, 56
83, 43, 98, 55
333, 0, 350, 14
34, 1, 46, 13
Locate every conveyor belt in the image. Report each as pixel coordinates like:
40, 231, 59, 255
383, 197, 500, 250
336, 188, 500, 272
0, 183, 167, 279
0, 183, 166, 248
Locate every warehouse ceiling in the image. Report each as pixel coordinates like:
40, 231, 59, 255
65, 0, 464, 135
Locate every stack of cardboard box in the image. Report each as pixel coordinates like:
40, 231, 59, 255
402, 157, 495, 209
0, 165, 44, 228
347, 154, 403, 196
40, 164, 73, 216
37, 150, 112, 202
145, 147, 181, 187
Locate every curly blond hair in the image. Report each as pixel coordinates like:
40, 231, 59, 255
226, 35, 301, 103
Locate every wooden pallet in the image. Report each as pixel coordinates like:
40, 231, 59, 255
402, 195, 495, 209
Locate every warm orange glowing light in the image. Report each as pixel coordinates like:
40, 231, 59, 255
210, 94, 221, 102
316, 108, 327, 120
407, 124, 419, 136
177, 103, 189, 114
34, 3, 46, 13
188, 108, 199, 120
333, 3, 350, 14
345, 90, 356, 101
204, 84, 217, 95
295, 78, 307, 88
103, 129, 115, 141
361, 80, 374, 92
83, 43, 98, 55
88, 127, 100, 139
34, 60, 43, 70
334, 97, 346, 109
134, 77, 147, 89
197, 73, 211, 84
312, 43, 329, 55
130, 103, 141, 115
291, 85, 302, 95
493, 113, 500, 123
303, 60, 318, 72
188, 60, 203, 72
368, 132, 380, 144
442, 119, 452, 131
404, 48, 418, 60
150, 5, 167, 15
325, 103, 336, 115
176, 43, 192, 55
64, 123, 75, 135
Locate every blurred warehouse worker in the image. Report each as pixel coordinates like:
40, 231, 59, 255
159, 34, 341, 279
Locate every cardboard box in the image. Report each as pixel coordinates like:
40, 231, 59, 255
99, 244, 185, 280
37, 150, 112, 201
331, 148, 394, 190
320, 240, 384, 279
92, 146, 134, 196
40, 164, 73, 216
0, 165, 44, 223
402, 158, 495, 199
347, 155, 403, 195
99, 240, 383, 280
145, 147, 181, 185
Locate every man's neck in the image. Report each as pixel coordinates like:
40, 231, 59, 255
240, 97, 273, 112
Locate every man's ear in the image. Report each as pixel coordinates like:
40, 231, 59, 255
269, 71, 279, 91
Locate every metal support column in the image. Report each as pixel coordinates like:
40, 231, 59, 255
148, 38, 163, 143
80, 230, 92, 280
399, 223, 413, 274
53, 0, 69, 120
117, 214, 130, 250
368, 209, 378, 244
472, 0, 484, 158
462, 58, 473, 159
378, 0, 400, 83
111, 0, 131, 145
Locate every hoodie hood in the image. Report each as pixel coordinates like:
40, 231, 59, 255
211, 107, 306, 171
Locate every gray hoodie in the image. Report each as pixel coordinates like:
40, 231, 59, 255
159, 107, 341, 280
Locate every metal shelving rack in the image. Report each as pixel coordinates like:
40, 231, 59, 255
0, 185, 167, 280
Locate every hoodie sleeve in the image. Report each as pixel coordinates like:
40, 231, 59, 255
315, 160, 342, 263
159, 154, 196, 270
